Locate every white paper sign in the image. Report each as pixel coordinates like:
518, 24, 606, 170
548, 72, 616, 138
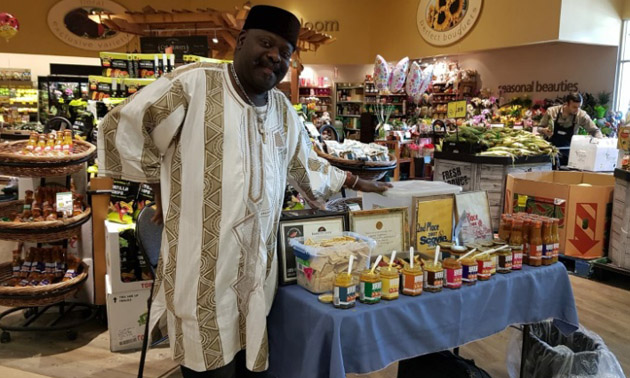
56, 192, 73, 217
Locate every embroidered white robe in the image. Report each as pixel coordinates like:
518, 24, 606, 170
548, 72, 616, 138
97, 62, 345, 372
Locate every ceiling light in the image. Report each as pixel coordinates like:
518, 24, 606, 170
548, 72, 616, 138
212, 30, 219, 44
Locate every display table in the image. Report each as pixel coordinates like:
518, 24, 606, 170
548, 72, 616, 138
268, 263, 578, 378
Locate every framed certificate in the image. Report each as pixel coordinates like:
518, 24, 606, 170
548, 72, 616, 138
349, 207, 408, 258
277, 210, 346, 285
412, 195, 455, 255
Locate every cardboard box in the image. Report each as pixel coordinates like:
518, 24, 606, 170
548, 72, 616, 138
105, 274, 151, 352
568, 136, 618, 172
505, 171, 614, 259
105, 221, 153, 293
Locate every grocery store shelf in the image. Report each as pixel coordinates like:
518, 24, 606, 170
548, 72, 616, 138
337, 101, 363, 104
339, 115, 360, 118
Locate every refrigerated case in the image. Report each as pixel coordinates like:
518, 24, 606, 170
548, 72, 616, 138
38, 75, 89, 125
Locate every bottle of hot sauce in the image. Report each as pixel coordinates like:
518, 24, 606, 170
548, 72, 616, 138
528, 221, 543, 267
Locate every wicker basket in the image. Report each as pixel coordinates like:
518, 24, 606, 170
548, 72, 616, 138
314, 146, 396, 181
0, 140, 96, 177
0, 201, 91, 242
0, 261, 89, 307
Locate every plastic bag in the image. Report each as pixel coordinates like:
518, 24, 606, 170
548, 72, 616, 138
507, 321, 625, 378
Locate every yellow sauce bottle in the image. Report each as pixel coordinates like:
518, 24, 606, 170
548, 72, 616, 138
380, 266, 400, 300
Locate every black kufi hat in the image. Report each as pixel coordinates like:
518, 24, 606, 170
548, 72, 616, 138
243, 5, 301, 49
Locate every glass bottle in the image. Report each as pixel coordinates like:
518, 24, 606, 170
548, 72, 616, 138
528, 221, 543, 267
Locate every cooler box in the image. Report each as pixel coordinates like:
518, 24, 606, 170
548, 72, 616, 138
568, 136, 618, 172
505, 171, 614, 259
105, 274, 151, 352
289, 232, 374, 294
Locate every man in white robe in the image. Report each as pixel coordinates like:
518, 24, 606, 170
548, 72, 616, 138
98, 5, 390, 377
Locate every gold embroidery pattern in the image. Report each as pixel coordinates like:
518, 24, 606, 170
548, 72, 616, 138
232, 211, 262, 348
163, 62, 222, 80
197, 70, 225, 369
163, 142, 185, 363
252, 328, 269, 372
247, 108, 264, 204
99, 93, 139, 177
141, 80, 187, 179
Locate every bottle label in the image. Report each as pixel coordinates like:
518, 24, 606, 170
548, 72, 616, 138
20, 261, 33, 274
542, 243, 554, 260
45, 262, 55, 274
512, 250, 523, 269
359, 281, 382, 303
553, 243, 560, 258
63, 269, 77, 280
477, 260, 493, 278
445, 267, 462, 288
529, 244, 543, 261
497, 254, 513, 272
462, 264, 478, 282
334, 285, 356, 307
381, 277, 400, 299
402, 273, 423, 295
424, 270, 444, 290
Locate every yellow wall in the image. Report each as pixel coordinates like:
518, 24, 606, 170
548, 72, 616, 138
559, 0, 623, 45
372, 0, 563, 61
624, 0, 630, 18
0, 0, 623, 64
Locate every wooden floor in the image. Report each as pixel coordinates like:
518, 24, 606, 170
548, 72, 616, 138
0, 275, 628, 378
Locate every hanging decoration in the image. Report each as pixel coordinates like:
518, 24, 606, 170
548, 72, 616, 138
0, 13, 19, 41
388, 57, 409, 93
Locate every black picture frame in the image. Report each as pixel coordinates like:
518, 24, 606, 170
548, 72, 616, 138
277, 209, 347, 285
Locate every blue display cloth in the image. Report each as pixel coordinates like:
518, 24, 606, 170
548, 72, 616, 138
268, 263, 579, 378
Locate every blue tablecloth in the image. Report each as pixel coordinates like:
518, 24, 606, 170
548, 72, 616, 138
267, 263, 579, 378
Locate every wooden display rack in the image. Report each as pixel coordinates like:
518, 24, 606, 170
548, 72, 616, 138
374, 139, 416, 181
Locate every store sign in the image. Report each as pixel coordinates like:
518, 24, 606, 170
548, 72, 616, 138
47, 0, 134, 51
498, 80, 579, 94
300, 18, 340, 32
140, 36, 208, 63
417, 0, 482, 46
447, 100, 467, 118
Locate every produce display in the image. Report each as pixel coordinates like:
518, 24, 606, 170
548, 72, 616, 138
443, 126, 559, 158
2, 244, 81, 287
1, 185, 85, 223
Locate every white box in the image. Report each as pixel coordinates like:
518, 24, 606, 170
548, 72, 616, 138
105, 221, 153, 293
362, 180, 462, 222
568, 136, 618, 172
105, 274, 151, 352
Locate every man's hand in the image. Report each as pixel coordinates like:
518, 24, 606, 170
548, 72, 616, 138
149, 183, 163, 225
538, 127, 553, 137
353, 179, 393, 194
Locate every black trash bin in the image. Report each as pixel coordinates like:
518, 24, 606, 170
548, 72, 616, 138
520, 321, 624, 378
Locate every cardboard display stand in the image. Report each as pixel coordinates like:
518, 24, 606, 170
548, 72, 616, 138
505, 171, 614, 259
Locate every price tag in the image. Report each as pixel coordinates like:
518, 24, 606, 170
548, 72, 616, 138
56, 192, 73, 217
447, 100, 467, 119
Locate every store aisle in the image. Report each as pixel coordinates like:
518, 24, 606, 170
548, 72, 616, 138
0, 275, 627, 378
